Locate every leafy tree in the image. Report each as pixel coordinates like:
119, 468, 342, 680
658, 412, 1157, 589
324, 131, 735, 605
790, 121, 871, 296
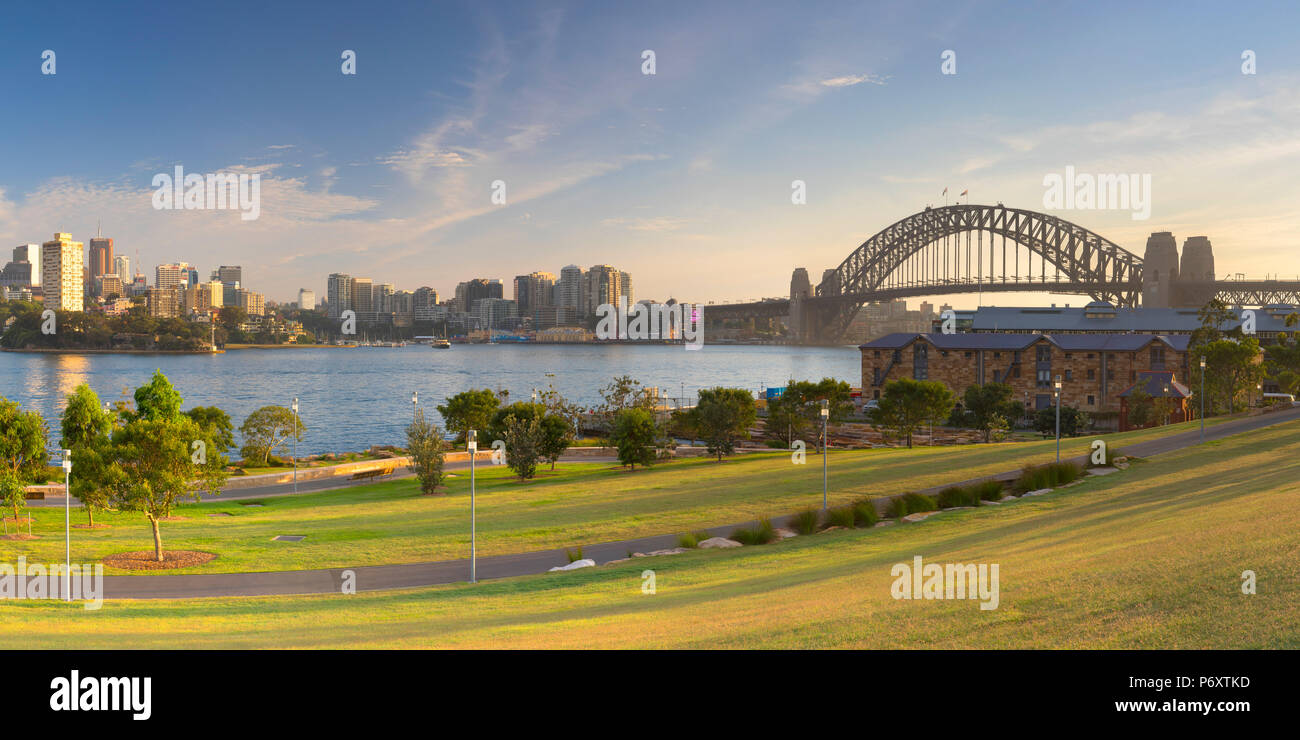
537, 384, 586, 436
874, 379, 955, 448
0, 398, 48, 522
109, 414, 228, 561
666, 408, 700, 446
1126, 387, 1155, 429
956, 382, 1024, 442
238, 405, 305, 466
185, 406, 235, 455
1190, 338, 1266, 414
405, 408, 447, 495
611, 407, 657, 469
486, 402, 544, 445
689, 387, 757, 461
500, 413, 543, 480
437, 389, 501, 443
597, 375, 657, 415
1033, 405, 1089, 437
1264, 311, 1300, 396
132, 369, 184, 421
538, 413, 574, 471
60, 384, 116, 526
765, 378, 854, 450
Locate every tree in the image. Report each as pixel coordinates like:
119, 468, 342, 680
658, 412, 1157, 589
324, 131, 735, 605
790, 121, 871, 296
501, 414, 543, 480
1033, 405, 1089, 437
689, 387, 757, 461
957, 382, 1024, 442
765, 378, 854, 450
538, 414, 574, 471
437, 389, 501, 443
1126, 387, 1156, 429
486, 402, 544, 444
185, 406, 235, 455
239, 405, 305, 466
104, 372, 228, 561
874, 379, 955, 448
405, 408, 447, 495
1191, 338, 1266, 415
60, 384, 116, 527
611, 408, 657, 469
0, 398, 48, 523
597, 375, 657, 415
1264, 311, 1300, 396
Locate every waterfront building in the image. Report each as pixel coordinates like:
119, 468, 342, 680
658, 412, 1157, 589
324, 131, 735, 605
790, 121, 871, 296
298, 288, 316, 311
146, 286, 182, 318
326, 273, 353, 318
583, 264, 621, 317
41, 233, 85, 312
236, 288, 265, 317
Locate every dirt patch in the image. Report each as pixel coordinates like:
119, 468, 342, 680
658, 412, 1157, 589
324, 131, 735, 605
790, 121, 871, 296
72, 523, 111, 529
103, 550, 217, 570
2, 517, 35, 525
1, 533, 39, 540
207, 512, 234, 518
158, 515, 188, 521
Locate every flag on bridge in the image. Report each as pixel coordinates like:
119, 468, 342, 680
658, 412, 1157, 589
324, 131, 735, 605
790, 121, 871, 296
942, 187, 947, 196
960, 189, 968, 196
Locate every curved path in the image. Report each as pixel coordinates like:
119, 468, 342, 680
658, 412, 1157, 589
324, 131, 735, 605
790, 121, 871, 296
89, 405, 1300, 599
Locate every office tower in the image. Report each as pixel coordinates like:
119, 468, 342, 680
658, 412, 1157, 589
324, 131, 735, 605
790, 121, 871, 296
326, 273, 353, 318
413, 287, 440, 322
146, 287, 181, 318
113, 255, 130, 284
14, 244, 40, 281
214, 265, 242, 285
619, 271, 633, 306
558, 264, 585, 314
41, 233, 85, 311
583, 264, 620, 316
374, 282, 395, 315
95, 274, 124, 300
351, 277, 374, 316
88, 234, 113, 287
454, 278, 504, 314
156, 262, 190, 291
514, 271, 556, 315
298, 288, 316, 311
236, 289, 265, 317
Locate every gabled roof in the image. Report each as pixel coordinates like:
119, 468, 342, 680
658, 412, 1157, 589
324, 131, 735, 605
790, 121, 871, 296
859, 332, 1190, 352
1118, 371, 1192, 398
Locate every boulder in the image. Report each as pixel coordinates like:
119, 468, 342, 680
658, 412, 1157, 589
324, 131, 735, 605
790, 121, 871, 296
698, 537, 743, 549
645, 548, 689, 557
1087, 466, 1119, 476
773, 528, 798, 540
1022, 488, 1051, 497
999, 495, 1017, 502
874, 520, 897, 528
549, 558, 595, 572
902, 511, 940, 522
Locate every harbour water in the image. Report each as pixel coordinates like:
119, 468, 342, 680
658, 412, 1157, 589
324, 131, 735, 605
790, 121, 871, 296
0, 344, 860, 455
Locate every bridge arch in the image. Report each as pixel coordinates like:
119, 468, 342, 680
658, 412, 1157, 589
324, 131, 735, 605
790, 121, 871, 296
810, 204, 1145, 341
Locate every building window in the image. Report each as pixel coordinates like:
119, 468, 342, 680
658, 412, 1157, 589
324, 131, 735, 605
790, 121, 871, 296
913, 343, 929, 380
1087, 395, 1095, 405
1037, 369, 1052, 387
1013, 367, 1021, 378
1150, 346, 1166, 370
994, 352, 1001, 358
873, 351, 881, 358
1087, 353, 1095, 359
1036, 345, 1052, 362
892, 350, 901, 363
1087, 368, 1095, 380
964, 351, 972, 358
941, 350, 948, 357
993, 370, 1001, 383
873, 367, 882, 385
1065, 370, 1073, 381
1130, 370, 1136, 381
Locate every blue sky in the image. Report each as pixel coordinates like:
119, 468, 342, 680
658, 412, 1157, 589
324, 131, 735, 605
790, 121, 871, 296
2, 0, 1299, 306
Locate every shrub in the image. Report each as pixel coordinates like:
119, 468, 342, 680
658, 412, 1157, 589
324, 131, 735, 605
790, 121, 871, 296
731, 517, 777, 545
790, 509, 820, 535
902, 492, 937, 513
936, 485, 977, 508
564, 546, 583, 563
825, 505, 855, 529
1012, 461, 1083, 493
973, 479, 1006, 501
886, 496, 910, 519
852, 499, 880, 527
676, 530, 713, 548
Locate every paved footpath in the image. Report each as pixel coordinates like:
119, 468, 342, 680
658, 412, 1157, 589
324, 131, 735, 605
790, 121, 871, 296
94, 405, 1300, 599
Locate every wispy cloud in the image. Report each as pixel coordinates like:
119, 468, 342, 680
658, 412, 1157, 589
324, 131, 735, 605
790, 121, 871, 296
819, 73, 889, 88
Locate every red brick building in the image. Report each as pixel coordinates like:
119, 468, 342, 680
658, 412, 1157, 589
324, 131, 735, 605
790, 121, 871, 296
860, 332, 1194, 428
1117, 371, 1193, 431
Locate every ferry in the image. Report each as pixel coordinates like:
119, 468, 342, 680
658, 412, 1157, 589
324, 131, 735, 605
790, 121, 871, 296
432, 338, 451, 349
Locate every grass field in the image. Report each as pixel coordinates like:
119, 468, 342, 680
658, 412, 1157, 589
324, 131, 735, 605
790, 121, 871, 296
0, 416, 1246, 574
3, 417, 1296, 649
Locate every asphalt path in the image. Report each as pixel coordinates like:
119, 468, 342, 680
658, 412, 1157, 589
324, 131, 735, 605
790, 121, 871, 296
62, 405, 1300, 598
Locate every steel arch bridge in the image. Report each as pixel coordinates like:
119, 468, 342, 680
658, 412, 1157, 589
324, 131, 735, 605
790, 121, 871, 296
804, 204, 1144, 342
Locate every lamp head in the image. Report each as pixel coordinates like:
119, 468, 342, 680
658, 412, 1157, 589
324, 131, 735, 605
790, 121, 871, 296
467, 429, 478, 452
819, 399, 829, 418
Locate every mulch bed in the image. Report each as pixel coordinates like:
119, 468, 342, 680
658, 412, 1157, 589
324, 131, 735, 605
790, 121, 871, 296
1, 534, 38, 540
72, 523, 111, 529
103, 550, 217, 570
158, 516, 188, 521
2, 517, 35, 525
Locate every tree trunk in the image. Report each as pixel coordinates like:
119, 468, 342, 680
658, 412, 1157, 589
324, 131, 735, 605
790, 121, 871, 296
150, 516, 164, 562
87, 506, 94, 528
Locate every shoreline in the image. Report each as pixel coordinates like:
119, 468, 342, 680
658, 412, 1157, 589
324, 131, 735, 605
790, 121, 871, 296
0, 347, 219, 355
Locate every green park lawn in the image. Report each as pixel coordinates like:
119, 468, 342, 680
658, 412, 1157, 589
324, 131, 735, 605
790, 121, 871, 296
0, 415, 1251, 575
3, 416, 1296, 648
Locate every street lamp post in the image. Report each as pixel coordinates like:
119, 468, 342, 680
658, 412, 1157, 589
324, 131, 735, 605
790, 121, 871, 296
820, 400, 829, 511
467, 430, 478, 583
291, 398, 299, 495
1199, 357, 1206, 443
62, 448, 71, 602
1054, 375, 1062, 462
412, 391, 418, 421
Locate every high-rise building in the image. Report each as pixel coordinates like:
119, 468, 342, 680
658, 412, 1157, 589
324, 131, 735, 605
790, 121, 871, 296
558, 265, 585, 315
113, 255, 130, 284
583, 264, 621, 317
351, 278, 374, 318
88, 234, 113, 288
619, 271, 633, 306
146, 287, 181, 318
298, 289, 316, 311
95, 274, 124, 300
326, 273, 353, 318
14, 244, 40, 282
41, 233, 85, 312
156, 262, 190, 291
214, 265, 242, 285
454, 278, 504, 314
236, 289, 265, 317
514, 271, 556, 314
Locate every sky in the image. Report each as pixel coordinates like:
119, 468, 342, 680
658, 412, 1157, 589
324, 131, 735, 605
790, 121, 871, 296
1, 0, 1299, 307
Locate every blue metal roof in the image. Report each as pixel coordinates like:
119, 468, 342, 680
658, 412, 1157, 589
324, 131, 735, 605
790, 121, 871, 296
967, 305, 1296, 333
860, 332, 1189, 352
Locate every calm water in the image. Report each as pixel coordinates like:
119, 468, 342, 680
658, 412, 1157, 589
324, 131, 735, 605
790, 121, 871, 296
0, 345, 860, 455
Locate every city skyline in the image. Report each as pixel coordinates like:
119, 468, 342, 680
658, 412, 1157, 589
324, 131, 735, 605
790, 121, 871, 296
2, 2, 1299, 307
